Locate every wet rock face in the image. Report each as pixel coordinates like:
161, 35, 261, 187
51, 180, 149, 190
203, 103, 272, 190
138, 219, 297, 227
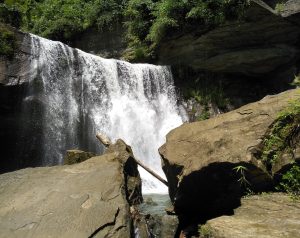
159, 89, 300, 225
203, 193, 300, 238
0, 140, 142, 238
0, 29, 39, 173
158, 0, 300, 77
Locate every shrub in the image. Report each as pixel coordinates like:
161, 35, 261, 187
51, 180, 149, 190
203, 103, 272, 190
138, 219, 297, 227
277, 163, 300, 198
261, 99, 300, 169
199, 224, 213, 238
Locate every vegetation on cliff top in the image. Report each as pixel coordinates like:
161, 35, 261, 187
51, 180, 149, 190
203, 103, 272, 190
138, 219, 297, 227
0, 24, 16, 58
1, 0, 126, 42
1, 0, 250, 60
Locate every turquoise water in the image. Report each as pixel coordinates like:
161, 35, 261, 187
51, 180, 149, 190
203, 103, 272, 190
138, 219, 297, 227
139, 194, 172, 216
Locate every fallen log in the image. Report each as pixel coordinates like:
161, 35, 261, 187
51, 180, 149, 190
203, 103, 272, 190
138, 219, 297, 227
96, 133, 111, 147
135, 158, 168, 187
96, 133, 168, 187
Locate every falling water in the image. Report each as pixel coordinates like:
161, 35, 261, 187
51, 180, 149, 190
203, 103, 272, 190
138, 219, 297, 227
28, 34, 186, 193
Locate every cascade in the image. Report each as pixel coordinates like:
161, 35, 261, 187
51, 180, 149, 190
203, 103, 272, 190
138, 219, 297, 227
25, 34, 186, 193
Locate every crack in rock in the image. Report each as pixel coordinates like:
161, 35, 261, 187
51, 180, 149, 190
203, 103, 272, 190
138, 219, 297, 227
88, 208, 120, 238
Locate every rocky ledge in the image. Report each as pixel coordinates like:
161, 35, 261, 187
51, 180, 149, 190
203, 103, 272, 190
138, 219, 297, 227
158, 0, 300, 76
202, 193, 300, 238
159, 89, 300, 227
0, 139, 142, 238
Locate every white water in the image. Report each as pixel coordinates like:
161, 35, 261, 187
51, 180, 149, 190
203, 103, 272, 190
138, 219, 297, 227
29, 34, 187, 193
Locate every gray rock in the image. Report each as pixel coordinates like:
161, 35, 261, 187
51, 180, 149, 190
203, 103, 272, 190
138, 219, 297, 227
159, 89, 300, 219
203, 193, 300, 238
0, 140, 142, 238
0, 29, 32, 86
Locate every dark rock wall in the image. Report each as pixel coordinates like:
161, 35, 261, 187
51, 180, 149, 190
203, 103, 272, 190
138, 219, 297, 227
168, 0, 300, 122
0, 30, 43, 172
69, 23, 126, 59
158, 1, 300, 77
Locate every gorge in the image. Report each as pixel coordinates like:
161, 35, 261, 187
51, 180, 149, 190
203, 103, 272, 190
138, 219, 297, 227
1, 0, 300, 237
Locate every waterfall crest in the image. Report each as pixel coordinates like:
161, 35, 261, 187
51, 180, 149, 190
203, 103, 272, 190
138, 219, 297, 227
28, 34, 186, 193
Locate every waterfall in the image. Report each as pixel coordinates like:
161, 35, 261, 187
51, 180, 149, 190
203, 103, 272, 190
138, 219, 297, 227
27, 34, 186, 193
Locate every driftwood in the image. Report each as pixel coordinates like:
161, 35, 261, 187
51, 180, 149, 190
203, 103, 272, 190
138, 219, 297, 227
135, 159, 168, 187
96, 133, 111, 147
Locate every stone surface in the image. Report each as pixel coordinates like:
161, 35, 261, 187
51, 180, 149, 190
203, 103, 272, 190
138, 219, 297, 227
158, 0, 300, 76
0, 140, 142, 238
69, 23, 126, 59
204, 193, 300, 238
63, 150, 95, 165
159, 89, 300, 222
0, 28, 32, 86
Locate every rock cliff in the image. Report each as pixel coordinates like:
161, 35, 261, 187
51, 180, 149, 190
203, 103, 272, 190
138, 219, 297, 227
158, 0, 300, 76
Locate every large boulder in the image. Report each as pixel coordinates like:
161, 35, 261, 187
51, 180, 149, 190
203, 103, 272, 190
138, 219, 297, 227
158, 0, 300, 76
202, 193, 300, 238
0, 139, 142, 238
159, 89, 300, 224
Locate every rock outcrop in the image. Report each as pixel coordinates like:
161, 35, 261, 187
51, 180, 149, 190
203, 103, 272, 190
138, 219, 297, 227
0, 29, 31, 86
158, 0, 300, 76
0, 139, 142, 238
159, 89, 300, 224
202, 193, 300, 238
63, 150, 95, 165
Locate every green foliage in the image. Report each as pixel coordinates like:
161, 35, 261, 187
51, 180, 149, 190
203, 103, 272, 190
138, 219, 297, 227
2, 0, 127, 41
124, 0, 250, 60
187, 83, 230, 110
277, 163, 300, 198
0, 3, 22, 27
1, 0, 250, 59
291, 75, 300, 87
275, 3, 285, 13
261, 99, 300, 168
199, 224, 213, 238
233, 164, 253, 195
197, 106, 210, 121
233, 165, 250, 186
123, 0, 155, 61
0, 23, 16, 58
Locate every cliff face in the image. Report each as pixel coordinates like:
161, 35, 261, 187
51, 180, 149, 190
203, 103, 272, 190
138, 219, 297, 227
157, 0, 300, 77
165, 0, 300, 123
